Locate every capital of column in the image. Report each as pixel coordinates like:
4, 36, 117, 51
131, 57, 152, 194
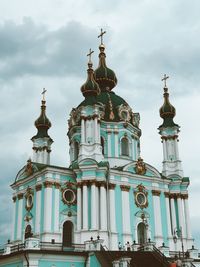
152, 190, 161, 196
107, 129, 112, 134
43, 181, 54, 188
181, 194, 188, 199
35, 184, 42, 191
164, 192, 170, 198
54, 182, 61, 189
17, 193, 24, 200
82, 180, 89, 186
12, 196, 17, 202
98, 181, 107, 188
120, 185, 130, 192
109, 183, 116, 190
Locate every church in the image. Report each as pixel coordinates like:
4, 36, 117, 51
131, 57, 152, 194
0, 30, 198, 267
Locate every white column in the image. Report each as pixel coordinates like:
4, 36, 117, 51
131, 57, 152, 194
94, 117, 98, 143
152, 191, 163, 245
77, 185, 82, 231
91, 182, 97, 229
17, 193, 23, 240
81, 118, 85, 143
107, 129, 112, 157
35, 185, 42, 234
183, 196, 192, 238
121, 186, 131, 233
109, 184, 116, 232
165, 193, 172, 236
96, 184, 99, 229
11, 197, 17, 241
43, 182, 53, 232
54, 184, 60, 232
82, 182, 88, 230
100, 182, 107, 230
114, 129, 119, 157
175, 139, 180, 160
177, 195, 185, 237
170, 196, 177, 232
162, 139, 167, 161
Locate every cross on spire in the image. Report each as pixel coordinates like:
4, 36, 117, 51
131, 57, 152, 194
98, 28, 106, 45
42, 88, 47, 101
87, 48, 94, 63
161, 74, 169, 88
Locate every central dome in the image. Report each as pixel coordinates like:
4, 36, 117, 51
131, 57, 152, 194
78, 90, 129, 122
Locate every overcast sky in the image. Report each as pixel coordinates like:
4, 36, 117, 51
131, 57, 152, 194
0, 0, 200, 248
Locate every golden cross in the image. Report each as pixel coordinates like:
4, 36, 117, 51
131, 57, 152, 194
98, 28, 106, 45
42, 88, 47, 101
161, 74, 169, 88
87, 48, 94, 63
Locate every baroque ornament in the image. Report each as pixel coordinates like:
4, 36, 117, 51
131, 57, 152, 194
61, 181, 77, 206
135, 157, 146, 175
118, 104, 131, 122
134, 184, 148, 209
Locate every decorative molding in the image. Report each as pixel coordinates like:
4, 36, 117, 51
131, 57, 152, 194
82, 180, 89, 186
120, 185, 130, 192
12, 196, 17, 203
35, 184, 42, 191
152, 190, 161, 196
98, 181, 107, 188
161, 135, 178, 141
134, 184, 148, 209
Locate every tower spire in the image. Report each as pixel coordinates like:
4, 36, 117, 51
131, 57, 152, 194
80, 49, 100, 97
158, 76, 183, 177
31, 89, 53, 164
94, 29, 117, 91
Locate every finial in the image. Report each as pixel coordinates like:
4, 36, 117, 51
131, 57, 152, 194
161, 74, 169, 89
87, 48, 94, 68
42, 88, 47, 101
98, 28, 106, 45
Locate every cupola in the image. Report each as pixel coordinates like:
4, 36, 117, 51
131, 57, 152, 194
94, 29, 117, 91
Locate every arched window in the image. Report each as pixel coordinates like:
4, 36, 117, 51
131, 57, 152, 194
101, 137, 105, 155
63, 221, 73, 247
121, 137, 129, 156
25, 225, 33, 239
74, 141, 79, 160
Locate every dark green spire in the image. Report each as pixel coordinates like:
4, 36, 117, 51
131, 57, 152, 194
94, 44, 117, 92
32, 98, 52, 140
159, 87, 179, 128
81, 49, 100, 97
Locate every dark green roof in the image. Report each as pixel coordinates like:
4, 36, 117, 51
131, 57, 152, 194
81, 63, 100, 97
78, 91, 130, 122
32, 100, 52, 140
94, 44, 117, 91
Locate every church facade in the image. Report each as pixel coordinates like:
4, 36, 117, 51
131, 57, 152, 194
0, 31, 196, 266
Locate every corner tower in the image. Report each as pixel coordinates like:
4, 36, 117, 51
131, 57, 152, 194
31, 89, 53, 164
158, 75, 183, 177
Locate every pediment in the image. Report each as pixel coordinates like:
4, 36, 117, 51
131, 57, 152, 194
123, 161, 161, 178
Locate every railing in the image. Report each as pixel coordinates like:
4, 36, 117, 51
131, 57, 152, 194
0, 248, 4, 255
152, 245, 170, 267
10, 243, 25, 253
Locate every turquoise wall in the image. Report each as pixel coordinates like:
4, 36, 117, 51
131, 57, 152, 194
90, 254, 101, 267
0, 262, 23, 267
39, 259, 85, 267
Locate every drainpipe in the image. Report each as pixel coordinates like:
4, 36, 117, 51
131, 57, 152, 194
106, 164, 111, 250
24, 251, 29, 267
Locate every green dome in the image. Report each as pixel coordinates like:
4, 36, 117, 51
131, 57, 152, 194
159, 88, 178, 128
94, 45, 117, 91
81, 62, 100, 97
32, 100, 52, 139
78, 90, 130, 122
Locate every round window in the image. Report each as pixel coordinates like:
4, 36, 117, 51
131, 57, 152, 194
136, 192, 147, 206
26, 194, 33, 209
63, 189, 76, 205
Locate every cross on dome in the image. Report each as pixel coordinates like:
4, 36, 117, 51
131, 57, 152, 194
98, 28, 106, 45
87, 48, 94, 63
42, 88, 47, 101
161, 74, 169, 89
